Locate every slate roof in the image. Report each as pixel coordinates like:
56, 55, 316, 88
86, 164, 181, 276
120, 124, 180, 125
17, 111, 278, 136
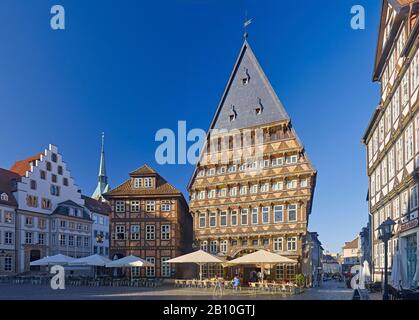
82, 195, 111, 216
10, 153, 43, 176
105, 164, 182, 197
0, 168, 20, 207
209, 39, 289, 132
52, 201, 92, 221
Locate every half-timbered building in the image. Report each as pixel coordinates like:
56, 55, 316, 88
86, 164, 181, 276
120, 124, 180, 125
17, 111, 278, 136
188, 38, 317, 282
104, 165, 193, 278
363, 0, 419, 287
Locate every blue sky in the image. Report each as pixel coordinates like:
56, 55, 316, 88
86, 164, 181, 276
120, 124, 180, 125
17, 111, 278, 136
0, 0, 382, 252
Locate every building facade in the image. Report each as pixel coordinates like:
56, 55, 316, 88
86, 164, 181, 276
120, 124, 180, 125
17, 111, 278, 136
9, 144, 93, 272
322, 253, 342, 274
83, 195, 111, 257
188, 38, 317, 281
341, 238, 360, 274
302, 232, 323, 287
363, 0, 419, 287
359, 223, 372, 268
104, 165, 193, 278
0, 169, 20, 275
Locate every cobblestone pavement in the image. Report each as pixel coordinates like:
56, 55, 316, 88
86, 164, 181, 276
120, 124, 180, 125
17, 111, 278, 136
0, 279, 375, 300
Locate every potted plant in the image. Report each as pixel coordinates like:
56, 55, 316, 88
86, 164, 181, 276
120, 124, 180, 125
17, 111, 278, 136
295, 274, 305, 293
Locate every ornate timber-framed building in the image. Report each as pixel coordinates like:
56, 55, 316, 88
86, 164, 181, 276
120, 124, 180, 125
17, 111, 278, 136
363, 0, 419, 287
188, 38, 317, 281
104, 165, 193, 279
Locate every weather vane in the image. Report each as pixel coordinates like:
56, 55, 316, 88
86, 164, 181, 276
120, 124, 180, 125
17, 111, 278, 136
244, 10, 253, 39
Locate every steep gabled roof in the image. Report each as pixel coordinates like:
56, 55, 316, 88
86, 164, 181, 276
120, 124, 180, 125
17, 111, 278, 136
188, 38, 316, 189
105, 164, 182, 197
10, 153, 43, 176
208, 39, 289, 132
0, 168, 20, 207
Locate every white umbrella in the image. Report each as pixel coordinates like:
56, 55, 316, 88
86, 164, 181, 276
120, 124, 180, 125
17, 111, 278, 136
362, 261, 371, 278
413, 249, 419, 283
226, 249, 297, 282
69, 254, 112, 278
390, 252, 405, 290
70, 254, 111, 267
106, 255, 154, 281
105, 255, 153, 268
359, 260, 371, 289
166, 250, 223, 281
30, 254, 75, 266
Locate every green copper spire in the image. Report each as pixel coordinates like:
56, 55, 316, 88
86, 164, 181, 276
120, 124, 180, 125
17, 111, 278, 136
92, 132, 110, 200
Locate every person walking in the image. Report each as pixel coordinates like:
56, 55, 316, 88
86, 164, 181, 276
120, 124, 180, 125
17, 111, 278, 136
213, 275, 223, 296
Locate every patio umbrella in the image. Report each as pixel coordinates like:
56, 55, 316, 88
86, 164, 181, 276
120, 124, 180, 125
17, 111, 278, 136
359, 260, 370, 289
106, 255, 154, 281
166, 250, 223, 281
69, 254, 112, 278
226, 249, 297, 282
70, 254, 111, 267
390, 252, 405, 290
105, 255, 153, 268
30, 254, 75, 266
413, 249, 419, 284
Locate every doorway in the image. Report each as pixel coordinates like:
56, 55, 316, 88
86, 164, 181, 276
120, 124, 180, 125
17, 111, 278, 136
29, 250, 41, 271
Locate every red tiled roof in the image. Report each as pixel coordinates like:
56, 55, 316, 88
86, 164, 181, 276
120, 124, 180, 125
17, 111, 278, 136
129, 164, 157, 176
82, 195, 111, 216
10, 153, 43, 176
0, 168, 21, 207
105, 165, 182, 197
343, 238, 359, 249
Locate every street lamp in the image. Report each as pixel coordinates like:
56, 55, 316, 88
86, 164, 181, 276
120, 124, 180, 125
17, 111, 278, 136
377, 217, 396, 301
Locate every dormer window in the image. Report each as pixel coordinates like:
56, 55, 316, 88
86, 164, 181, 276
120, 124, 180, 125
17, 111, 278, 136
144, 178, 153, 188
134, 178, 142, 189
255, 98, 263, 115
0, 193, 8, 201
241, 68, 250, 85
229, 105, 237, 122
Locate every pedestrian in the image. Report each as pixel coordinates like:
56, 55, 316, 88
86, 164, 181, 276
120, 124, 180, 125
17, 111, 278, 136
213, 275, 223, 296
232, 275, 240, 292
257, 271, 262, 282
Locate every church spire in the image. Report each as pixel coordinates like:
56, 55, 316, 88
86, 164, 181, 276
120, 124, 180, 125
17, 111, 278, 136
92, 132, 110, 200
99, 132, 106, 178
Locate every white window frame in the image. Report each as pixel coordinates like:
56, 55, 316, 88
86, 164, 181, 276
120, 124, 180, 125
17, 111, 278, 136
146, 225, 155, 240
274, 205, 284, 223
288, 204, 297, 222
